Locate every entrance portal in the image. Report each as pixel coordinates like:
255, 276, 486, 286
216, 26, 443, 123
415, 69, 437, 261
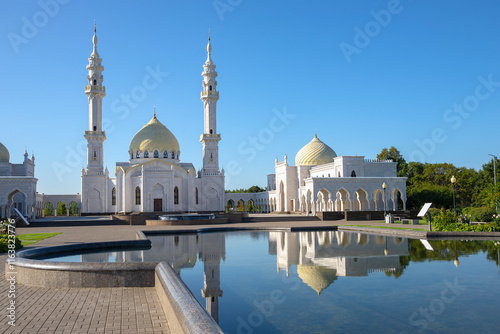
154, 198, 162, 212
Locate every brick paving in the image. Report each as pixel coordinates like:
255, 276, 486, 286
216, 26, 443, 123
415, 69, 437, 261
0, 215, 425, 333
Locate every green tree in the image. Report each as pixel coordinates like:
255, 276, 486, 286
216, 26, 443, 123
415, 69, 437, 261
56, 203, 67, 216
226, 185, 267, 193
477, 184, 500, 209
44, 202, 54, 216
247, 185, 265, 193
377, 146, 407, 176
69, 202, 79, 216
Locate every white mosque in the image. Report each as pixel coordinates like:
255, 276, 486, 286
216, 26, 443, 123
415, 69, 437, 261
0, 144, 38, 220
1, 26, 407, 220
81, 27, 224, 214
226, 134, 408, 215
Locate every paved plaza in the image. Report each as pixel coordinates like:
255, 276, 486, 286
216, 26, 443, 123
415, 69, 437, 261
1, 215, 426, 333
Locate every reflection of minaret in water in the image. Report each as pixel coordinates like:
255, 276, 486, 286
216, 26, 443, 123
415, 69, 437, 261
200, 233, 226, 323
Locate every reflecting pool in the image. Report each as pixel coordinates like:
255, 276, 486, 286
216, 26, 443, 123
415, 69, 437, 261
44, 231, 500, 333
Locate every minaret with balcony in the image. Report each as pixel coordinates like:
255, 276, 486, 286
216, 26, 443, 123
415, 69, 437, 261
200, 33, 221, 175
82, 23, 108, 214
84, 22, 106, 174
200, 233, 225, 323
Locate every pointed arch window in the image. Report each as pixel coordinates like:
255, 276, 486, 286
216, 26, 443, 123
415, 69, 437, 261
163, 150, 168, 158
111, 188, 116, 206
144, 150, 149, 158
351, 170, 356, 177
174, 186, 179, 205
93, 151, 97, 161
154, 150, 159, 158
209, 85, 212, 91
136, 151, 140, 158
172, 151, 175, 159
135, 187, 141, 205
195, 188, 199, 205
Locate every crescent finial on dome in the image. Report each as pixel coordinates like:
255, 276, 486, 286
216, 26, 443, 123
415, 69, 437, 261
206, 29, 212, 63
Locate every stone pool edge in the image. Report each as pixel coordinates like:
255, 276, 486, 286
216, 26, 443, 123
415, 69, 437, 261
338, 226, 500, 239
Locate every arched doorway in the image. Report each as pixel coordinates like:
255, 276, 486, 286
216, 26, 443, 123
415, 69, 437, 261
87, 189, 101, 213
152, 183, 164, 212
279, 181, 285, 212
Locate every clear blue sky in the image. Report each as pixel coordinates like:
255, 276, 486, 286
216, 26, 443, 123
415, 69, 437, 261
1, 0, 499, 194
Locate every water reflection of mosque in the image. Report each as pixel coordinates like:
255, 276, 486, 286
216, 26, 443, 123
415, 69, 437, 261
82, 233, 226, 323
269, 231, 409, 295
81, 231, 408, 321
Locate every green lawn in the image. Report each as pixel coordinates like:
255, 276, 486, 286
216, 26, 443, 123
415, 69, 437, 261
17, 233, 61, 246
345, 225, 427, 231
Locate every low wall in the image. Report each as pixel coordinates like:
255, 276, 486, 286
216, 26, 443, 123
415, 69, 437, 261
155, 262, 223, 334
317, 212, 345, 221
344, 210, 419, 221
146, 218, 230, 226
11, 240, 156, 288
112, 213, 158, 225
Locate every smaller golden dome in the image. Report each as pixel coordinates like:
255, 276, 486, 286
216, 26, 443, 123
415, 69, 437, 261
129, 115, 180, 155
0, 142, 10, 162
295, 133, 337, 166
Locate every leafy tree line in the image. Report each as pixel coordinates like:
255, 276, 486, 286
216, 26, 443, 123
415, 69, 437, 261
226, 185, 267, 193
377, 146, 499, 212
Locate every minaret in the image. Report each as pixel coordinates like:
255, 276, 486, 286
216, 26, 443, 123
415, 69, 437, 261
200, 31, 221, 174
200, 233, 225, 323
84, 21, 106, 173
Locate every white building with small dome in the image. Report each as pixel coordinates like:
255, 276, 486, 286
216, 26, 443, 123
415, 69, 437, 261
226, 133, 407, 215
81, 27, 224, 214
0, 142, 38, 220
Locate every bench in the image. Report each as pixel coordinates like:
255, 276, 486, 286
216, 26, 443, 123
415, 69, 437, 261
402, 219, 420, 225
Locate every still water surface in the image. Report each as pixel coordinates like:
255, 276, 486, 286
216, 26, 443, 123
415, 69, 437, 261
44, 231, 500, 333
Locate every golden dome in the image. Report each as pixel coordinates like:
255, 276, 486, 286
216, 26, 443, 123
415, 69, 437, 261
0, 142, 10, 162
295, 134, 336, 166
129, 115, 180, 155
297, 265, 337, 295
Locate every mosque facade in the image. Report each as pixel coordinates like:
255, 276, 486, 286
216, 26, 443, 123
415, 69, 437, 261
0, 143, 38, 220
226, 134, 408, 214
81, 27, 225, 214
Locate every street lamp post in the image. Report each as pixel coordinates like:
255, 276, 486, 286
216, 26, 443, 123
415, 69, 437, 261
382, 182, 387, 217
451, 175, 457, 214
488, 154, 497, 214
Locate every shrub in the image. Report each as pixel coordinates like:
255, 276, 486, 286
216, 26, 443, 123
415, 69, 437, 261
430, 208, 500, 232
469, 207, 495, 222
423, 208, 441, 222
0, 236, 23, 253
